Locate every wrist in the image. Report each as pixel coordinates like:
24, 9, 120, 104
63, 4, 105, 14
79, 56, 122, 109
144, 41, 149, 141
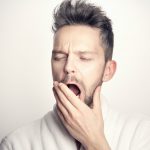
84, 136, 111, 150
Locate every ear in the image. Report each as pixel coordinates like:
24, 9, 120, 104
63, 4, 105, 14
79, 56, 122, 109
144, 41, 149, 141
102, 60, 117, 82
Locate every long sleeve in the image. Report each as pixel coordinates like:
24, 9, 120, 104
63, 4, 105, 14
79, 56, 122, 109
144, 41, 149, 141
0, 138, 12, 150
130, 119, 150, 150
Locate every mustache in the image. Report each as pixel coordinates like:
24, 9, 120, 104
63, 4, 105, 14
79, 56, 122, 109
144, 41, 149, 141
61, 75, 79, 84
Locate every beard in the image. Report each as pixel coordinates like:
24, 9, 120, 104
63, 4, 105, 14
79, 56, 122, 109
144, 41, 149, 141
84, 80, 103, 107
61, 74, 103, 107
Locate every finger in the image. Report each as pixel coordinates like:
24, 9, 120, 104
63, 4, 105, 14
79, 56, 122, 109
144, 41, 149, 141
53, 87, 70, 118
58, 82, 85, 109
56, 106, 79, 137
56, 106, 67, 124
54, 82, 76, 114
53, 87, 62, 106
56, 106, 72, 131
92, 86, 102, 114
53, 87, 59, 104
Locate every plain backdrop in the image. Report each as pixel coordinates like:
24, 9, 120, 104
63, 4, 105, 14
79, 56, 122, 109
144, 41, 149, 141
0, 0, 150, 141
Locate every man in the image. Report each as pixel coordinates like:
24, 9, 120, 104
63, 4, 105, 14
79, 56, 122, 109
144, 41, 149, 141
0, 0, 150, 150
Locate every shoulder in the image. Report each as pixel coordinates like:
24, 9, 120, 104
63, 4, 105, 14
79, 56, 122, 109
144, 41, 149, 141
130, 116, 150, 149
105, 104, 150, 149
7, 119, 41, 139
0, 116, 44, 150
119, 114, 150, 150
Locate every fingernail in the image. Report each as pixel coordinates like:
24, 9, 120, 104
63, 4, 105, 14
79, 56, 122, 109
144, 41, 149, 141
53, 81, 58, 86
58, 82, 63, 86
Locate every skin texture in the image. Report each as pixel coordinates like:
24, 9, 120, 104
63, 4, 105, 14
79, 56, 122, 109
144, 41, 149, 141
51, 25, 116, 150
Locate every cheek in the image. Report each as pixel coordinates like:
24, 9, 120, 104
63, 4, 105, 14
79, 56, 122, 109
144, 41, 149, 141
51, 62, 65, 81
78, 61, 105, 93
78, 61, 104, 79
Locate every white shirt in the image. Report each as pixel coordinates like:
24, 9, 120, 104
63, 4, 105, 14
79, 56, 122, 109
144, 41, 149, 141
0, 97, 150, 150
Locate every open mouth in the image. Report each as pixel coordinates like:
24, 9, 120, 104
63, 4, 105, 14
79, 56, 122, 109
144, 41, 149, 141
67, 84, 81, 96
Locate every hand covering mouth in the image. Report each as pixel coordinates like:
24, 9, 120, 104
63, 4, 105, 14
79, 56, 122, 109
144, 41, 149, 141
67, 84, 81, 96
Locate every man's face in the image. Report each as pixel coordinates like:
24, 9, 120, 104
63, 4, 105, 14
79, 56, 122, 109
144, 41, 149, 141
51, 25, 106, 105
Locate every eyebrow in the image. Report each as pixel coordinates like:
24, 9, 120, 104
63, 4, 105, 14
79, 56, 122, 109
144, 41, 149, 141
52, 50, 67, 55
52, 50, 96, 55
75, 51, 97, 55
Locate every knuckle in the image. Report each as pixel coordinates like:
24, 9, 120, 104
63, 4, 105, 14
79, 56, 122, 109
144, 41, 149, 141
57, 101, 62, 108
65, 116, 72, 125
71, 112, 82, 123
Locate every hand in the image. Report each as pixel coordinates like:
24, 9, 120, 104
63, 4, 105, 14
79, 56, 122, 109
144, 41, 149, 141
53, 81, 110, 150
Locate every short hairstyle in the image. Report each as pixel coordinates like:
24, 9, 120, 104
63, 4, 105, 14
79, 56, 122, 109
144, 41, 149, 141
52, 0, 114, 62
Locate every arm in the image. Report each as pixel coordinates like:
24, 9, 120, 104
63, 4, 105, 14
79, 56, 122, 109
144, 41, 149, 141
53, 82, 111, 150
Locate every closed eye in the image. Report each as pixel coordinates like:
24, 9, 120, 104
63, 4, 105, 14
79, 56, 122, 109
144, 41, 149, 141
52, 53, 67, 61
53, 56, 67, 61
80, 57, 92, 61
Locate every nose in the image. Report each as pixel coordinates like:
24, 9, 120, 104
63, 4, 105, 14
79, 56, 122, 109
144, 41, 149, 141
64, 56, 76, 74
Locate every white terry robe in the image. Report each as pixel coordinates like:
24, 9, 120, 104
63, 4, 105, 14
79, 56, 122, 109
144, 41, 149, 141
0, 96, 150, 150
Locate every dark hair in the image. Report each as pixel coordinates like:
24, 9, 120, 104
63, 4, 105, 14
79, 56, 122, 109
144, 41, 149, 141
52, 0, 114, 62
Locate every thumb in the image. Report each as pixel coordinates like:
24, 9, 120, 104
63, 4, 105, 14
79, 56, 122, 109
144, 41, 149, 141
92, 86, 101, 114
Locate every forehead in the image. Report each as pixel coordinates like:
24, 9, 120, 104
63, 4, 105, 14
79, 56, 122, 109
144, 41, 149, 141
53, 25, 103, 53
